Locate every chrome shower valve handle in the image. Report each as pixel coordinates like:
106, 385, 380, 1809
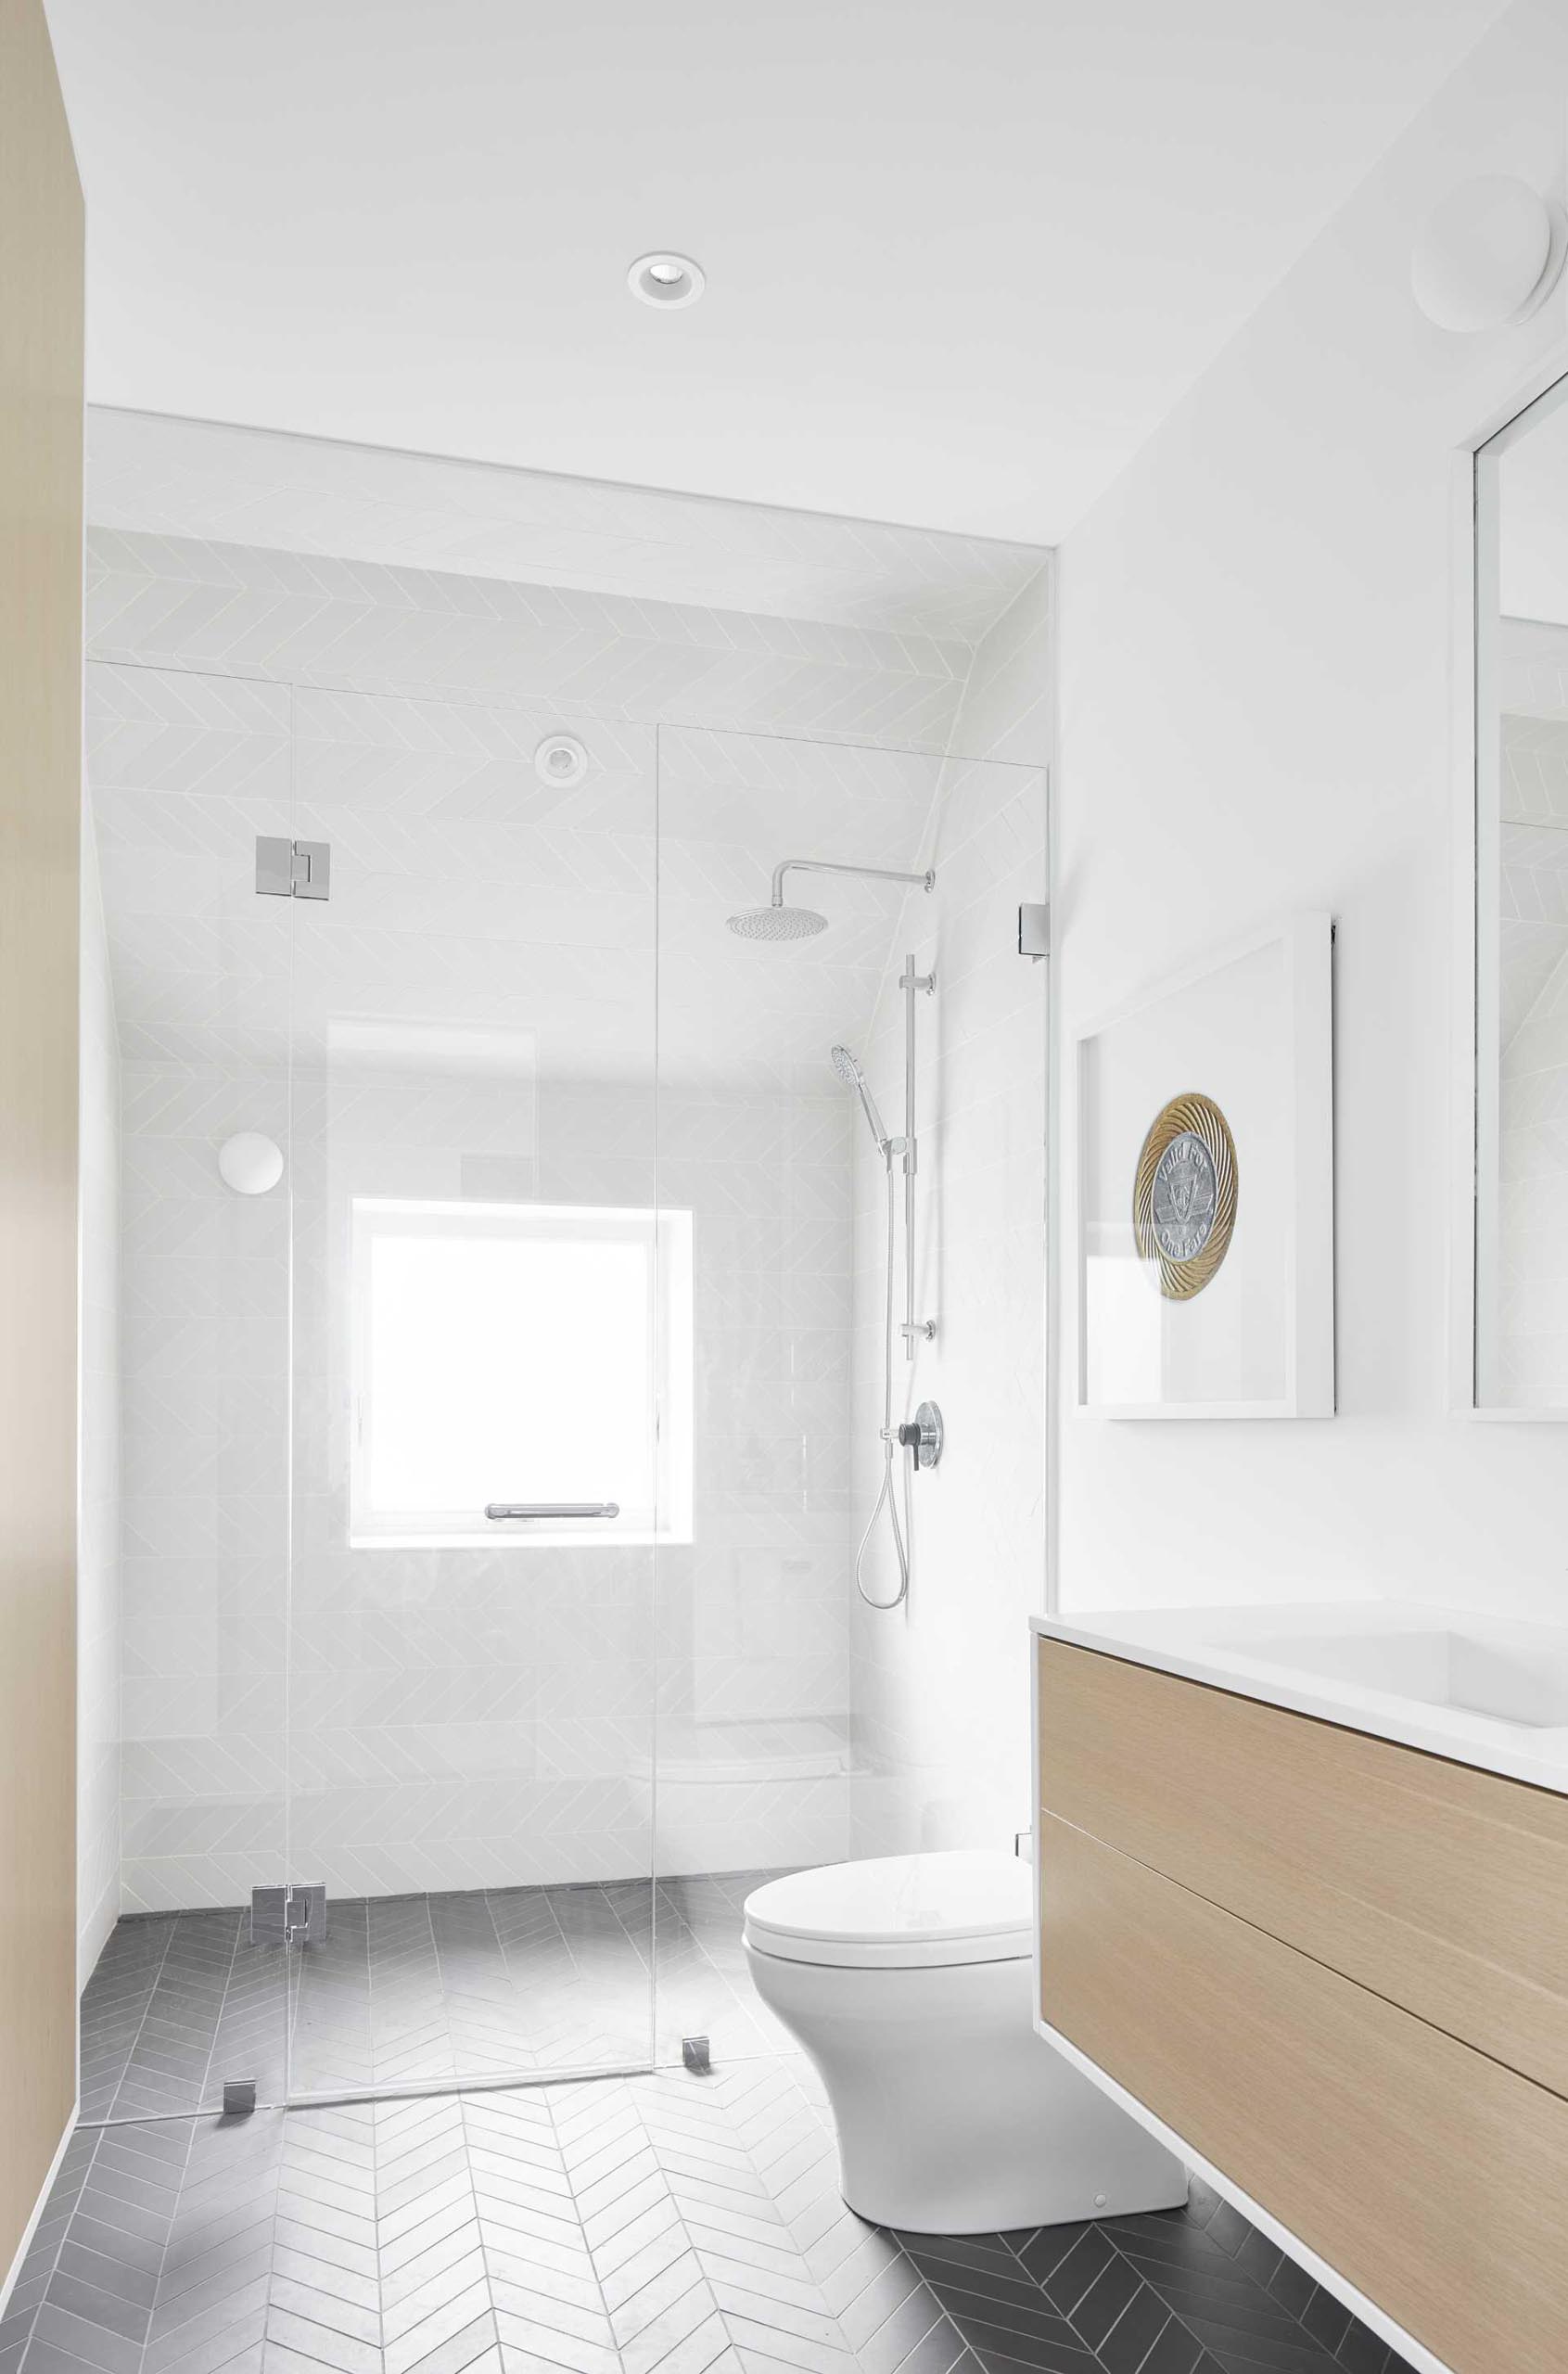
897, 1403, 944, 1470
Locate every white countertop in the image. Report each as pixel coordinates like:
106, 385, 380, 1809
1032, 1600, 1568, 1795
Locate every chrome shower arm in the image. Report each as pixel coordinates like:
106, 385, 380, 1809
770, 857, 935, 908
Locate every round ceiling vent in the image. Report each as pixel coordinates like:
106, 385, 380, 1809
1411, 176, 1567, 332
628, 251, 706, 309
534, 734, 590, 788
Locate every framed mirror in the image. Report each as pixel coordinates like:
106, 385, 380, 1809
1475, 370, 1568, 1411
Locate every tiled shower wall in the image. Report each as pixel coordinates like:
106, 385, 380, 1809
78, 822, 121, 1977
86, 522, 1004, 1912
849, 568, 1053, 1857
112, 1058, 852, 1909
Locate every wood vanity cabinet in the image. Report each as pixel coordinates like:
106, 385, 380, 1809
1036, 1638, 1568, 2374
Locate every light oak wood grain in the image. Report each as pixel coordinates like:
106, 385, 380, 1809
1039, 1813, 1568, 2374
1039, 1637, 1568, 2098
0, 0, 83, 2284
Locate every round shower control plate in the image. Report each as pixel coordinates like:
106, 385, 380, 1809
912, 1400, 943, 1469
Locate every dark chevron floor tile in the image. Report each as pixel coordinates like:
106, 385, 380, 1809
60, 1876, 1419, 2374
14, 2072, 1424, 2374
82, 1877, 798, 2122
16, 2122, 192, 2374
0, 2129, 104, 2374
80, 1926, 177, 2125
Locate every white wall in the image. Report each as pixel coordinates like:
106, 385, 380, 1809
78, 814, 121, 1979
1055, 0, 1568, 1612
849, 568, 1052, 1855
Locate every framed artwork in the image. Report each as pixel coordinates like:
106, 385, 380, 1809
1076, 913, 1334, 1419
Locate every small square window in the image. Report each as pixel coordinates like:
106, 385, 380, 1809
350, 1198, 693, 1547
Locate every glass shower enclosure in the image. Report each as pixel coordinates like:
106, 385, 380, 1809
87, 662, 1045, 2118
278, 715, 1050, 2104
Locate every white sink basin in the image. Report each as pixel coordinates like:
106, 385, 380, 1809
1206, 1625, 1568, 1730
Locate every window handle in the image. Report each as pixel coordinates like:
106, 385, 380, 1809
484, 1501, 620, 1520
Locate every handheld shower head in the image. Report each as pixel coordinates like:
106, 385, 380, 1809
831, 1043, 890, 1155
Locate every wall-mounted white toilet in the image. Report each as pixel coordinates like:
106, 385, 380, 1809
744, 1848, 1187, 2234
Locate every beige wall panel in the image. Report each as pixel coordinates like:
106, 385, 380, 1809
0, 0, 83, 2282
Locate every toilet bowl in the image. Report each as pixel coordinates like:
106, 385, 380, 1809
744, 1849, 1187, 2234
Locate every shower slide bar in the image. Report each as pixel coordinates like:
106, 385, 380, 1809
484, 1500, 621, 1520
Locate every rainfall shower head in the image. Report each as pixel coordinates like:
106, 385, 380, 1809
831, 1043, 891, 1156
726, 855, 935, 946
726, 902, 828, 942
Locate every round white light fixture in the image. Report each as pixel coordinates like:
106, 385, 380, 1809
628, 251, 706, 309
533, 733, 590, 788
1411, 175, 1567, 333
218, 1131, 284, 1196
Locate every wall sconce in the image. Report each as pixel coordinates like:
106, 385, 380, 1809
218, 1132, 284, 1194
1411, 174, 1567, 333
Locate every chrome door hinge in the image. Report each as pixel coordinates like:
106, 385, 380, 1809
1017, 901, 1050, 961
251, 1882, 328, 1946
257, 836, 331, 900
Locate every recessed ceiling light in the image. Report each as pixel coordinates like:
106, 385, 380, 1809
628, 251, 705, 309
534, 734, 590, 787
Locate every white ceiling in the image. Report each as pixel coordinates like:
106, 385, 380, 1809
46, 0, 1510, 544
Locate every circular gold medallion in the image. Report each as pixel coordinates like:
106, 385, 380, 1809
1132, 1091, 1238, 1301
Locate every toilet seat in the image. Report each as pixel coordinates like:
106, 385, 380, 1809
743, 1849, 1031, 1969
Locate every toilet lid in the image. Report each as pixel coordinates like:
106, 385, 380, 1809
743, 1850, 1031, 1969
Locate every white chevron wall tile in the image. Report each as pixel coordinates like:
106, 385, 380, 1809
85, 535, 968, 749
121, 1793, 286, 1861
121, 1851, 288, 1912
88, 697, 290, 823
87, 414, 1045, 643
121, 1604, 220, 1680
121, 1727, 287, 1796
88, 653, 290, 734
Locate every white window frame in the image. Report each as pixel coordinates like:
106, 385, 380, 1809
350, 1197, 694, 1548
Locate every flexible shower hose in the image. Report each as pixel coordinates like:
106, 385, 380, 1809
854, 1156, 911, 1610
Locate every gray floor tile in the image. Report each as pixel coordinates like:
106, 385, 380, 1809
52, 1879, 1409, 2374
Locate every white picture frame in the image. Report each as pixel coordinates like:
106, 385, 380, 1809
1076, 913, 1334, 1420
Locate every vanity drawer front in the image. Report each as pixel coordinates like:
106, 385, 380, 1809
1038, 1638, 1568, 2096
1039, 1814, 1568, 2374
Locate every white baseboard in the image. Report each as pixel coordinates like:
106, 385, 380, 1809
77, 1879, 118, 1994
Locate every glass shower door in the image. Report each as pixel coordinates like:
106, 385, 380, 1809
648, 722, 953, 2065
281, 694, 661, 2100
82, 655, 298, 2124
648, 725, 1051, 2070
